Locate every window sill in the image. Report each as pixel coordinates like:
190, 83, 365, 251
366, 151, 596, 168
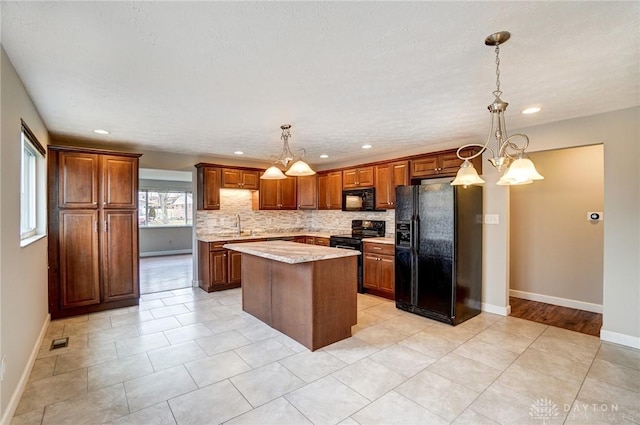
20, 233, 46, 247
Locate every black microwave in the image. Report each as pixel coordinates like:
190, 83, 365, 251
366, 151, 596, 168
342, 188, 378, 211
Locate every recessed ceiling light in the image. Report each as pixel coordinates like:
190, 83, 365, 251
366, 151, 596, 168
93, 129, 110, 135
522, 107, 542, 114
320, 154, 329, 159
362, 144, 372, 149
234, 151, 244, 155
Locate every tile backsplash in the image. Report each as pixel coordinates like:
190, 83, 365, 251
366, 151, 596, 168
196, 189, 395, 237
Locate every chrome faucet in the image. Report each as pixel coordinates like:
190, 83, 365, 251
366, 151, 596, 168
236, 214, 241, 236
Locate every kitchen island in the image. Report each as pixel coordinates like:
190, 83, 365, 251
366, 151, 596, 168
223, 240, 360, 351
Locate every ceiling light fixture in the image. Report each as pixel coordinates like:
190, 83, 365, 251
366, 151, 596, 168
93, 129, 110, 135
362, 144, 372, 149
521, 107, 541, 114
320, 154, 329, 159
261, 124, 315, 180
234, 151, 244, 155
452, 31, 544, 187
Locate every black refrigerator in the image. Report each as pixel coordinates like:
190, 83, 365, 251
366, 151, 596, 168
395, 182, 482, 325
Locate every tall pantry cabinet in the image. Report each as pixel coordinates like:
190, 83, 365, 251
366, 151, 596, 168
47, 146, 142, 319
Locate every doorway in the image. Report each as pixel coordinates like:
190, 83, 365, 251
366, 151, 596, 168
509, 145, 604, 336
139, 168, 195, 294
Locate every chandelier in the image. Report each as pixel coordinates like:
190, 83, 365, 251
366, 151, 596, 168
451, 31, 544, 187
261, 124, 316, 179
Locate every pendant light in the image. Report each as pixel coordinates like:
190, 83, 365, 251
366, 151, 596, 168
451, 31, 544, 187
260, 124, 316, 179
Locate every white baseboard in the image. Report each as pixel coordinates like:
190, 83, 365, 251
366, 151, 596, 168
509, 289, 603, 314
1, 314, 50, 425
482, 303, 511, 316
139, 249, 192, 258
600, 330, 640, 350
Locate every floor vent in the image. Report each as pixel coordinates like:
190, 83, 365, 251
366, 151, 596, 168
50, 337, 69, 350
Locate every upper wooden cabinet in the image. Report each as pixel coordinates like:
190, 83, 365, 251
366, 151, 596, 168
222, 168, 260, 190
343, 166, 374, 189
317, 171, 342, 210
375, 160, 409, 209
57, 151, 138, 209
196, 164, 222, 210
259, 175, 297, 210
102, 155, 138, 209
297, 175, 317, 209
411, 148, 482, 179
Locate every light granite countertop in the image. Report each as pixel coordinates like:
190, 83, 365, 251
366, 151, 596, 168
198, 231, 334, 243
362, 237, 395, 245
223, 240, 361, 264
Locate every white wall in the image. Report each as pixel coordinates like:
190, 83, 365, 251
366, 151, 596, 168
139, 226, 193, 256
0, 46, 50, 423
510, 145, 604, 310
483, 107, 640, 347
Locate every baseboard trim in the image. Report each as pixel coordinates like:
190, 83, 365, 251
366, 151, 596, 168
600, 330, 640, 350
1, 314, 50, 425
482, 303, 511, 316
139, 249, 192, 258
509, 289, 603, 314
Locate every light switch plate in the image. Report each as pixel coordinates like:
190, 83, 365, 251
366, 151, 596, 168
484, 214, 500, 225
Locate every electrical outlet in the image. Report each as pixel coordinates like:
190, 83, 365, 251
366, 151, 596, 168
484, 214, 500, 225
1, 355, 6, 382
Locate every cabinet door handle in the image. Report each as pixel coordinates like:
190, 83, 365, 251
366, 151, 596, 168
373, 247, 381, 250
104, 221, 108, 232
95, 221, 99, 232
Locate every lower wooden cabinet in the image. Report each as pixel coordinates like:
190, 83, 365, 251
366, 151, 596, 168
362, 242, 395, 299
198, 239, 267, 291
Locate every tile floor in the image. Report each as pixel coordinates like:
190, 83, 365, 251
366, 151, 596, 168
11, 288, 640, 425
139, 255, 193, 294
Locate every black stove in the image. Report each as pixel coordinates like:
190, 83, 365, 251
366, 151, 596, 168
330, 220, 386, 293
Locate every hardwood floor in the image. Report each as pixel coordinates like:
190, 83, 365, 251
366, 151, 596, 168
139, 254, 193, 294
509, 296, 602, 337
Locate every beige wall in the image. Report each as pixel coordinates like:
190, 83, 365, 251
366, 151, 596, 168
482, 107, 639, 347
510, 145, 604, 307
0, 46, 50, 422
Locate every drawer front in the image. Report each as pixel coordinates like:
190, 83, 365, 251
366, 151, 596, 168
209, 241, 227, 251
363, 242, 394, 256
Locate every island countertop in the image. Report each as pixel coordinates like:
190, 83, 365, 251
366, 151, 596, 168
223, 240, 360, 264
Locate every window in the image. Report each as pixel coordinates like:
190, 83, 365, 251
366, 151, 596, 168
20, 119, 46, 242
138, 189, 193, 227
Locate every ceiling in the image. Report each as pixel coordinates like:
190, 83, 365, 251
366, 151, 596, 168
1, 1, 638, 170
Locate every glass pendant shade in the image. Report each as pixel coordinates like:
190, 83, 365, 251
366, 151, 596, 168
496, 157, 544, 185
261, 165, 287, 180
451, 160, 485, 187
285, 160, 316, 176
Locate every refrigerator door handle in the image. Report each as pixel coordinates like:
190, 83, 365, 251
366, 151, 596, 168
411, 219, 419, 252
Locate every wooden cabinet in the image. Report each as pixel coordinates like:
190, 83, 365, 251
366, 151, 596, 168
317, 171, 342, 210
297, 175, 317, 209
199, 241, 234, 292
314, 237, 330, 247
259, 176, 297, 210
302, 236, 330, 246
411, 148, 482, 179
362, 242, 395, 299
196, 164, 221, 210
222, 168, 260, 190
48, 146, 141, 319
375, 160, 409, 209
343, 166, 374, 188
